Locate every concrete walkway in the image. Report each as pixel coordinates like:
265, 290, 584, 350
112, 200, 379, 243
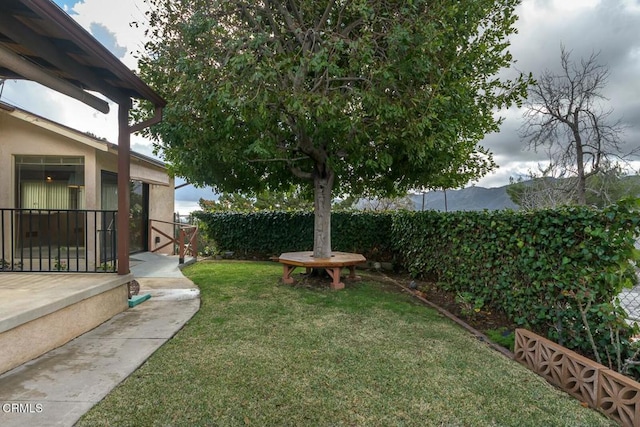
0, 253, 200, 427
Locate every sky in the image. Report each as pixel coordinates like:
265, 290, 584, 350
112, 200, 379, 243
2, 0, 640, 213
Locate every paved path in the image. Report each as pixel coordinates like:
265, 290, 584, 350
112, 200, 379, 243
0, 253, 200, 427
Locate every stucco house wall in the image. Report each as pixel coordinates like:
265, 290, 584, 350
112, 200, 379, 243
0, 104, 175, 261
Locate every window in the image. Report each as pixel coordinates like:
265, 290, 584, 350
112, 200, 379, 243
16, 156, 85, 210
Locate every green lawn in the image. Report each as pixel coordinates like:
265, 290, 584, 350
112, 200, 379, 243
78, 261, 615, 426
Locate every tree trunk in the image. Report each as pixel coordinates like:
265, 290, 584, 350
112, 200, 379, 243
572, 118, 587, 205
313, 164, 334, 258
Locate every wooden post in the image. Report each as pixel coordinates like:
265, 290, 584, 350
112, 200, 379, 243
148, 219, 153, 252
117, 101, 131, 275
192, 228, 197, 260
178, 228, 185, 264
178, 228, 184, 264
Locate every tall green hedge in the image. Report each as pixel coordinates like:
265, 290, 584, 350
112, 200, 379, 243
194, 202, 640, 371
393, 200, 640, 367
194, 211, 395, 261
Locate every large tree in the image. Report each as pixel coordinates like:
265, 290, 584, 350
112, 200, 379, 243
520, 46, 636, 205
137, 0, 527, 257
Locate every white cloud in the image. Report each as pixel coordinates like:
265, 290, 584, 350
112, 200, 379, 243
89, 23, 127, 59
484, 0, 640, 184
67, 0, 150, 69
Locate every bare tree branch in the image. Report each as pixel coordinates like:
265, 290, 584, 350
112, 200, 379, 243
519, 46, 632, 205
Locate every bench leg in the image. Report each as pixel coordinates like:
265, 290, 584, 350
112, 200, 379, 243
325, 267, 345, 290
282, 265, 297, 284
347, 266, 361, 281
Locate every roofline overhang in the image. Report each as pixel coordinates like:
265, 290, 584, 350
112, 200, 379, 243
0, 101, 169, 168
0, 44, 110, 113
23, 0, 167, 108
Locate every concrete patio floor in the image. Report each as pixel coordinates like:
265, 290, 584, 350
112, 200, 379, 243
0, 253, 200, 427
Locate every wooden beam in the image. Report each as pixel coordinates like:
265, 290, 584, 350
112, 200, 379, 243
0, 12, 129, 104
24, 0, 166, 107
129, 106, 163, 133
0, 44, 110, 113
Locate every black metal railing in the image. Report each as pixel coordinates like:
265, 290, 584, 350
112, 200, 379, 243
0, 208, 117, 273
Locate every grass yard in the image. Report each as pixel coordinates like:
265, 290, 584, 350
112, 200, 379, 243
78, 261, 615, 426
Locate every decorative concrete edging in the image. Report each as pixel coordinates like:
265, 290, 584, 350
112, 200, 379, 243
514, 328, 640, 427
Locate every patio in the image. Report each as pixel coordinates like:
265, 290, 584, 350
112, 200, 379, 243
0, 252, 199, 427
0, 272, 131, 375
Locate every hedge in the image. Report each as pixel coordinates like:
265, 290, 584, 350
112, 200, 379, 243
194, 211, 395, 261
393, 200, 640, 371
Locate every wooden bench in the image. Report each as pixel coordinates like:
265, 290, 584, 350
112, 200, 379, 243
278, 251, 366, 290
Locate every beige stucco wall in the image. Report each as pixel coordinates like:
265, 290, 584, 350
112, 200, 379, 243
149, 180, 176, 255
0, 283, 128, 375
0, 112, 100, 208
0, 112, 102, 260
0, 108, 175, 257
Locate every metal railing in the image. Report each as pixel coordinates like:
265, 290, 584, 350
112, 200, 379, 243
0, 208, 117, 272
149, 218, 198, 264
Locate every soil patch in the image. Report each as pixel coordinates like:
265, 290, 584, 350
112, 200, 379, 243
384, 274, 518, 333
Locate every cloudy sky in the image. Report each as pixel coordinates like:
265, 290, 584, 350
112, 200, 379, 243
2, 0, 639, 212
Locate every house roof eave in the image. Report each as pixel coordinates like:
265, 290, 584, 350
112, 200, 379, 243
0, 0, 166, 109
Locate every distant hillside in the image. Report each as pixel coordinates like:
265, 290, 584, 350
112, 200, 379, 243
410, 185, 519, 212
411, 175, 640, 212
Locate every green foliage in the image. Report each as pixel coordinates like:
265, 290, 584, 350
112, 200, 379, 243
0, 259, 22, 271
194, 211, 394, 261
98, 262, 115, 272
196, 201, 640, 374
455, 291, 485, 318
485, 328, 515, 352
136, 0, 528, 197
199, 187, 313, 212
53, 257, 68, 272
393, 199, 640, 368
585, 172, 640, 208
506, 173, 572, 210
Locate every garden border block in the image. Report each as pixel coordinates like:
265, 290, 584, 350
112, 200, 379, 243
515, 328, 640, 426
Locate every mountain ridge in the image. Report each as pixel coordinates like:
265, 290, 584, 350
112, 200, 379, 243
410, 184, 519, 212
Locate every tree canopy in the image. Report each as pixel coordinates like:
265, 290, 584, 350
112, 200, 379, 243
136, 0, 528, 256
